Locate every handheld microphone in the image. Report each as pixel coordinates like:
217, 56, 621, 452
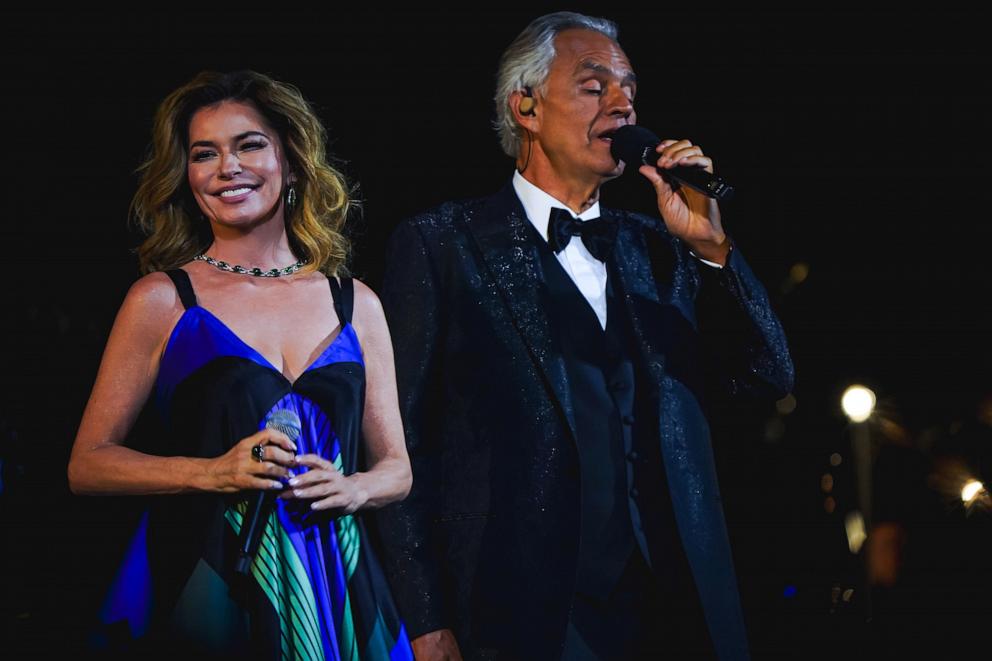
234, 409, 301, 575
610, 125, 735, 201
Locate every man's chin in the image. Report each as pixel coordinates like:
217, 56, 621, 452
599, 161, 625, 181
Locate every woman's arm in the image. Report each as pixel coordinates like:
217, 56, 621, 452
68, 272, 296, 496
285, 278, 412, 512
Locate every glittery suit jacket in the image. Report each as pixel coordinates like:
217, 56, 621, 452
375, 182, 794, 660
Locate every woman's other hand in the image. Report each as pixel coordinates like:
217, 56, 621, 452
281, 454, 368, 514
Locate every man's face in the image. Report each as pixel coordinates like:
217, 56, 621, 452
530, 29, 637, 183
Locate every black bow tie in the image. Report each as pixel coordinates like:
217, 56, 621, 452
547, 207, 617, 262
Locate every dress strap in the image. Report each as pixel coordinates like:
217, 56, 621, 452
165, 269, 198, 310
327, 276, 354, 326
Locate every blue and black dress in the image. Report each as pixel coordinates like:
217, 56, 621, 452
100, 269, 412, 660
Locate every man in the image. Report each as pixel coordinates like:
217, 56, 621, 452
376, 12, 793, 660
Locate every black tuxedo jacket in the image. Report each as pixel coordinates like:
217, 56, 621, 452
375, 182, 794, 660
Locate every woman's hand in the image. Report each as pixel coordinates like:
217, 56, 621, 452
281, 454, 369, 514
204, 429, 298, 493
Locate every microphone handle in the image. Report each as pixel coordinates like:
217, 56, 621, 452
635, 146, 735, 201
234, 409, 301, 575
235, 490, 277, 575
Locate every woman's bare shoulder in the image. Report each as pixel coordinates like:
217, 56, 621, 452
350, 278, 391, 349
116, 270, 188, 338
351, 278, 385, 324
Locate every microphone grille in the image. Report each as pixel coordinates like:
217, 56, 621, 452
610, 125, 661, 167
265, 408, 302, 442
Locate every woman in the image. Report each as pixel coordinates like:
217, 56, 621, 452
68, 70, 413, 659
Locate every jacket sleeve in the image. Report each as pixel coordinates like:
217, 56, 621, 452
691, 241, 795, 400
373, 219, 449, 639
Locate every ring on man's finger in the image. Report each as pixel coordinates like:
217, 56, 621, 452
251, 444, 265, 462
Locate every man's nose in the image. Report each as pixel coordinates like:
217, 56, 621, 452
606, 86, 633, 118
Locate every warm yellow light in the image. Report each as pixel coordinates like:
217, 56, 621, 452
962, 480, 985, 504
841, 385, 875, 423
776, 393, 797, 415
789, 262, 810, 284
844, 511, 867, 553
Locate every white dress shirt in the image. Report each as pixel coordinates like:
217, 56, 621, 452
511, 171, 724, 331
512, 171, 609, 329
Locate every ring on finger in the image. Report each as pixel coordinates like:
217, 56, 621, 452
251, 444, 265, 462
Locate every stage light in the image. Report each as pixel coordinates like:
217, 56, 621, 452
841, 385, 875, 423
845, 511, 867, 553
961, 479, 985, 504
830, 453, 843, 467
789, 262, 809, 284
776, 393, 797, 415
780, 262, 810, 294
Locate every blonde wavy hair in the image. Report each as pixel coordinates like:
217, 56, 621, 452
131, 70, 352, 275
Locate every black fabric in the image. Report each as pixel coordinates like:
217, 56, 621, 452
165, 268, 198, 309
529, 223, 636, 599
328, 276, 354, 325
562, 550, 660, 661
562, 549, 716, 660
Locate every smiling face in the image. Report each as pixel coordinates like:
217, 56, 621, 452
186, 100, 292, 231
527, 29, 637, 186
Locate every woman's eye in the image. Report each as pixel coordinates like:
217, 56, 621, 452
584, 86, 603, 96
240, 140, 267, 151
191, 150, 216, 162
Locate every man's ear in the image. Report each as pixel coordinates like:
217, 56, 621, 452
511, 87, 539, 131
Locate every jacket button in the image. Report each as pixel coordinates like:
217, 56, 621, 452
626, 450, 640, 462
622, 414, 635, 426
629, 487, 640, 498
610, 381, 630, 392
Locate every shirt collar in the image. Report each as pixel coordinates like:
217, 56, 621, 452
512, 170, 601, 242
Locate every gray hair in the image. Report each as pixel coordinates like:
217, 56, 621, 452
493, 12, 619, 158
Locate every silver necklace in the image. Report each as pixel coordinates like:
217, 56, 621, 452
193, 253, 308, 277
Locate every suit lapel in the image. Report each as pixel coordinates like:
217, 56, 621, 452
464, 183, 578, 442
604, 208, 666, 375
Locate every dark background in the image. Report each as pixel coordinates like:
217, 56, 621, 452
2, 8, 990, 658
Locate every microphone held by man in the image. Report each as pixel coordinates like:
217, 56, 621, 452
610, 124, 735, 201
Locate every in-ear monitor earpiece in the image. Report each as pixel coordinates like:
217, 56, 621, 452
519, 86, 536, 116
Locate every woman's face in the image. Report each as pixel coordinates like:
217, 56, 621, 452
186, 100, 292, 231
